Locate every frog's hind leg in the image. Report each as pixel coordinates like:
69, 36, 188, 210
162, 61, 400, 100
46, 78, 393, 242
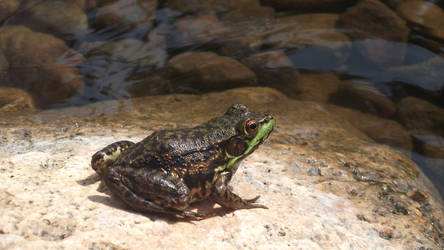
91, 141, 135, 175
103, 167, 210, 220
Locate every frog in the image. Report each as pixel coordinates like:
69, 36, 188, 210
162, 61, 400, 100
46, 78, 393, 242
91, 104, 275, 220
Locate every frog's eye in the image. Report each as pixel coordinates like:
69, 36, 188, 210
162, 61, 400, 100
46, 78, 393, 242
245, 119, 258, 138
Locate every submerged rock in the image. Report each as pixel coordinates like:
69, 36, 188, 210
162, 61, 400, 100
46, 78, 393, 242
397, 96, 444, 137
337, 0, 410, 67
0, 87, 35, 112
9, 0, 88, 43
261, 0, 350, 9
165, 52, 257, 92
0, 26, 83, 106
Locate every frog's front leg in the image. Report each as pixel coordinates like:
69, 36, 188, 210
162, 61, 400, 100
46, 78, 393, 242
212, 171, 268, 210
102, 167, 211, 220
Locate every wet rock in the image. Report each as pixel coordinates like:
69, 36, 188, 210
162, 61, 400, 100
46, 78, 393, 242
328, 105, 413, 152
261, 0, 350, 10
0, 0, 20, 22
167, 15, 226, 52
81, 34, 167, 98
165, 52, 257, 92
337, 0, 410, 67
163, 0, 262, 15
397, 97, 444, 137
396, 0, 444, 41
331, 80, 396, 117
126, 73, 172, 97
0, 87, 35, 112
220, 4, 275, 23
0, 26, 83, 106
10, 0, 88, 43
93, 0, 157, 35
263, 14, 351, 69
241, 50, 299, 98
388, 55, 444, 92
296, 73, 340, 103
0, 87, 442, 248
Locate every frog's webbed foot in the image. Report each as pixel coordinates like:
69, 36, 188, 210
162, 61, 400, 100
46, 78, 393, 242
212, 172, 268, 210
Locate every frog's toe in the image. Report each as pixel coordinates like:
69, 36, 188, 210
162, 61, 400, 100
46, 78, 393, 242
178, 210, 216, 220
244, 195, 261, 203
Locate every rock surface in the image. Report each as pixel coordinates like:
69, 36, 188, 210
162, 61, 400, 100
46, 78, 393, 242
0, 87, 442, 249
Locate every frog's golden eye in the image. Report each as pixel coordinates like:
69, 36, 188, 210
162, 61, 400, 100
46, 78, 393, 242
245, 119, 258, 138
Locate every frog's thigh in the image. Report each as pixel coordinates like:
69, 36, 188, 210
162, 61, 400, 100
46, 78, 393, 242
103, 167, 192, 212
91, 141, 135, 173
212, 171, 267, 210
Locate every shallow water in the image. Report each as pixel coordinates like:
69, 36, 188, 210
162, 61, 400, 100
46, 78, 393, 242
0, 0, 443, 199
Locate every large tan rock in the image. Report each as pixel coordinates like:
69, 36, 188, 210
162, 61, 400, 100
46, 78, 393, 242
0, 87, 442, 248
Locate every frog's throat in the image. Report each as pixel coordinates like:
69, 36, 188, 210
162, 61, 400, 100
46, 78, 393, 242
215, 118, 276, 173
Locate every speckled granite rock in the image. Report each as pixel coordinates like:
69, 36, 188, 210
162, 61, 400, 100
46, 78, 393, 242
0, 87, 442, 249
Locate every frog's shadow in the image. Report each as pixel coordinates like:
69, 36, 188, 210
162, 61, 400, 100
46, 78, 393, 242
85, 179, 232, 223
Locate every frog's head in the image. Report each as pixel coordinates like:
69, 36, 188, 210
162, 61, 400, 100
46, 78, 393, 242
215, 104, 275, 173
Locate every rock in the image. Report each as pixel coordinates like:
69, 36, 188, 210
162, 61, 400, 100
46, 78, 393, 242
388, 55, 444, 92
126, 73, 172, 97
328, 105, 413, 152
93, 0, 157, 35
0, 26, 83, 106
220, 4, 275, 23
163, 0, 262, 15
0, 87, 442, 248
263, 14, 351, 69
0, 0, 20, 22
396, 0, 444, 41
331, 80, 396, 117
397, 97, 444, 137
165, 52, 257, 92
167, 15, 226, 52
337, 0, 410, 67
81, 35, 167, 98
0, 87, 35, 112
261, 0, 349, 9
241, 50, 300, 98
10, 0, 88, 43
296, 73, 340, 103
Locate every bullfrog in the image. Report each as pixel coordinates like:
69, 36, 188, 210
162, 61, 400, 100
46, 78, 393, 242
91, 104, 275, 219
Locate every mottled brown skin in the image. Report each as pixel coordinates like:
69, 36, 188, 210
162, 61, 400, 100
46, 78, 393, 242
91, 104, 275, 219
